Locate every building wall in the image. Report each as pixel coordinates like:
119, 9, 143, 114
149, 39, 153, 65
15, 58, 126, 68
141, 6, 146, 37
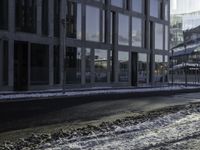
0, 0, 170, 91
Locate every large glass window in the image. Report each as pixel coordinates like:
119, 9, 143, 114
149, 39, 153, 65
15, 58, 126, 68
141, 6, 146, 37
66, 2, 81, 39
132, 17, 142, 47
155, 55, 164, 83
165, 1, 168, 21
54, 0, 60, 37
138, 53, 148, 84
42, 0, 49, 36
85, 48, 92, 83
150, 0, 159, 18
15, 0, 37, 33
132, 0, 142, 13
111, 0, 123, 8
65, 47, 81, 84
95, 49, 108, 82
155, 23, 164, 50
165, 26, 169, 50
118, 51, 129, 82
0, 0, 8, 30
31, 44, 49, 85
54, 46, 60, 84
0, 41, 8, 86
118, 14, 129, 46
86, 6, 100, 42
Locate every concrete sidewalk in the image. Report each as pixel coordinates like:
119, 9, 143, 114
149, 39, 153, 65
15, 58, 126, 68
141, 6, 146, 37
1, 85, 200, 102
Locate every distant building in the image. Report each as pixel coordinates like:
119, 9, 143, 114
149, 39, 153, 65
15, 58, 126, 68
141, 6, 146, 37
0, 0, 169, 91
170, 25, 200, 83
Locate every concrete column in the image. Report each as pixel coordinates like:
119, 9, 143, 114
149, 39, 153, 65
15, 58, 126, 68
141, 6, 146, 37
60, 0, 67, 86
37, 0, 42, 35
8, 39, 14, 88
49, 45, 54, 86
49, 0, 54, 37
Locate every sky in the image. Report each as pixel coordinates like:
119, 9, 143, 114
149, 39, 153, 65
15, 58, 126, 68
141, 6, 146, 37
171, 0, 200, 15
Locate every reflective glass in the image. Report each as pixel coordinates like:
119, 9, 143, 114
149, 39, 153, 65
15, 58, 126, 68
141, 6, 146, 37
65, 47, 82, 84
132, 0, 142, 13
150, 0, 158, 18
132, 17, 142, 47
138, 53, 148, 84
118, 14, 129, 46
95, 49, 108, 82
111, 0, 123, 7
86, 6, 100, 41
118, 51, 129, 82
155, 23, 164, 50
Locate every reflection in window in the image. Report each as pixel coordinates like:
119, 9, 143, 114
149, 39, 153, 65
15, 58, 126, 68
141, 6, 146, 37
86, 6, 100, 42
86, 48, 92, 83
132, 17, 142, 47
164, 55, 168, 82
165, 26, 168, 50
65, 47, 81, 84
118, 51, 129, 82
66, 2, 81, 39
0, 0, 8, 30
155, 55, 164, 83
165, 1, 168, 21
150, 0, 158, 18
95, 49, 108, 82
138, 53, 147, 85
15, 0, 37, 33
118, 14, 129, 46
31, 44, 49, 85
132, 0, 142, 13
111, 0, 123, 8
155, 23, 164, 50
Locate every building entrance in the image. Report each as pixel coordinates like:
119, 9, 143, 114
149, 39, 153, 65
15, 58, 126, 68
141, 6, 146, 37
131, 52, 138, 86
14, 41, 28, 91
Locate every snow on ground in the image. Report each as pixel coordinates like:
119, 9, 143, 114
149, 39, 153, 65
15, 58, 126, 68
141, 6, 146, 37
37, 105, 200, 150
0, 85, 199, 100
2, 103, 200, 150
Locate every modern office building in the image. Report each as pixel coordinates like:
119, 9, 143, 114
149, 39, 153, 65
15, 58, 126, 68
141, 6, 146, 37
0, 0, 169, 91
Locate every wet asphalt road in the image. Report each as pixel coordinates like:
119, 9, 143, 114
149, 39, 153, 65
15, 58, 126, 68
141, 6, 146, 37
1, 92, 200, 132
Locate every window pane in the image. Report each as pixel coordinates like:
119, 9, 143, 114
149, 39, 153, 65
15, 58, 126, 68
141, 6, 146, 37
31, 44, 49, 85
111, 0, 123, 7
86, 48, 92, 83
118, 14, 129, 46
95, 49, 108, 82
0, 0, 8, 30
132, 0, 142, 13
155, 54, 164, 83
65, 47, 82, 84
42, 0, 49, 35
132, 17, 142, 47
15, 0, 37, 33
138, 53, 147, 85
54, 0, 60, 37
165, 1, 168, 21
66, 2, 82, 39
118, 51, 129, 82
54, 46, 60, 84
165, 26, 168, 50
150, 0, 158, 18
155, 23, 164, 50
86, 6, 100, 42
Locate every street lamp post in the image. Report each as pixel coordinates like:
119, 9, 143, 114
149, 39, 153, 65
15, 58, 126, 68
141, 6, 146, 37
61, 18, 66, 93
171, 49, 174, 86
183, 31, 188, 87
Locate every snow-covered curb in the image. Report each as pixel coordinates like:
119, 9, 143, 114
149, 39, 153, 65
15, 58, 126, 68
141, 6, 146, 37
0, 86, 200, 101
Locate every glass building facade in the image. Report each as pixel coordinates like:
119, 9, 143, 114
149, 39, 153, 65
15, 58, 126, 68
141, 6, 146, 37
0, 0, 169, 91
